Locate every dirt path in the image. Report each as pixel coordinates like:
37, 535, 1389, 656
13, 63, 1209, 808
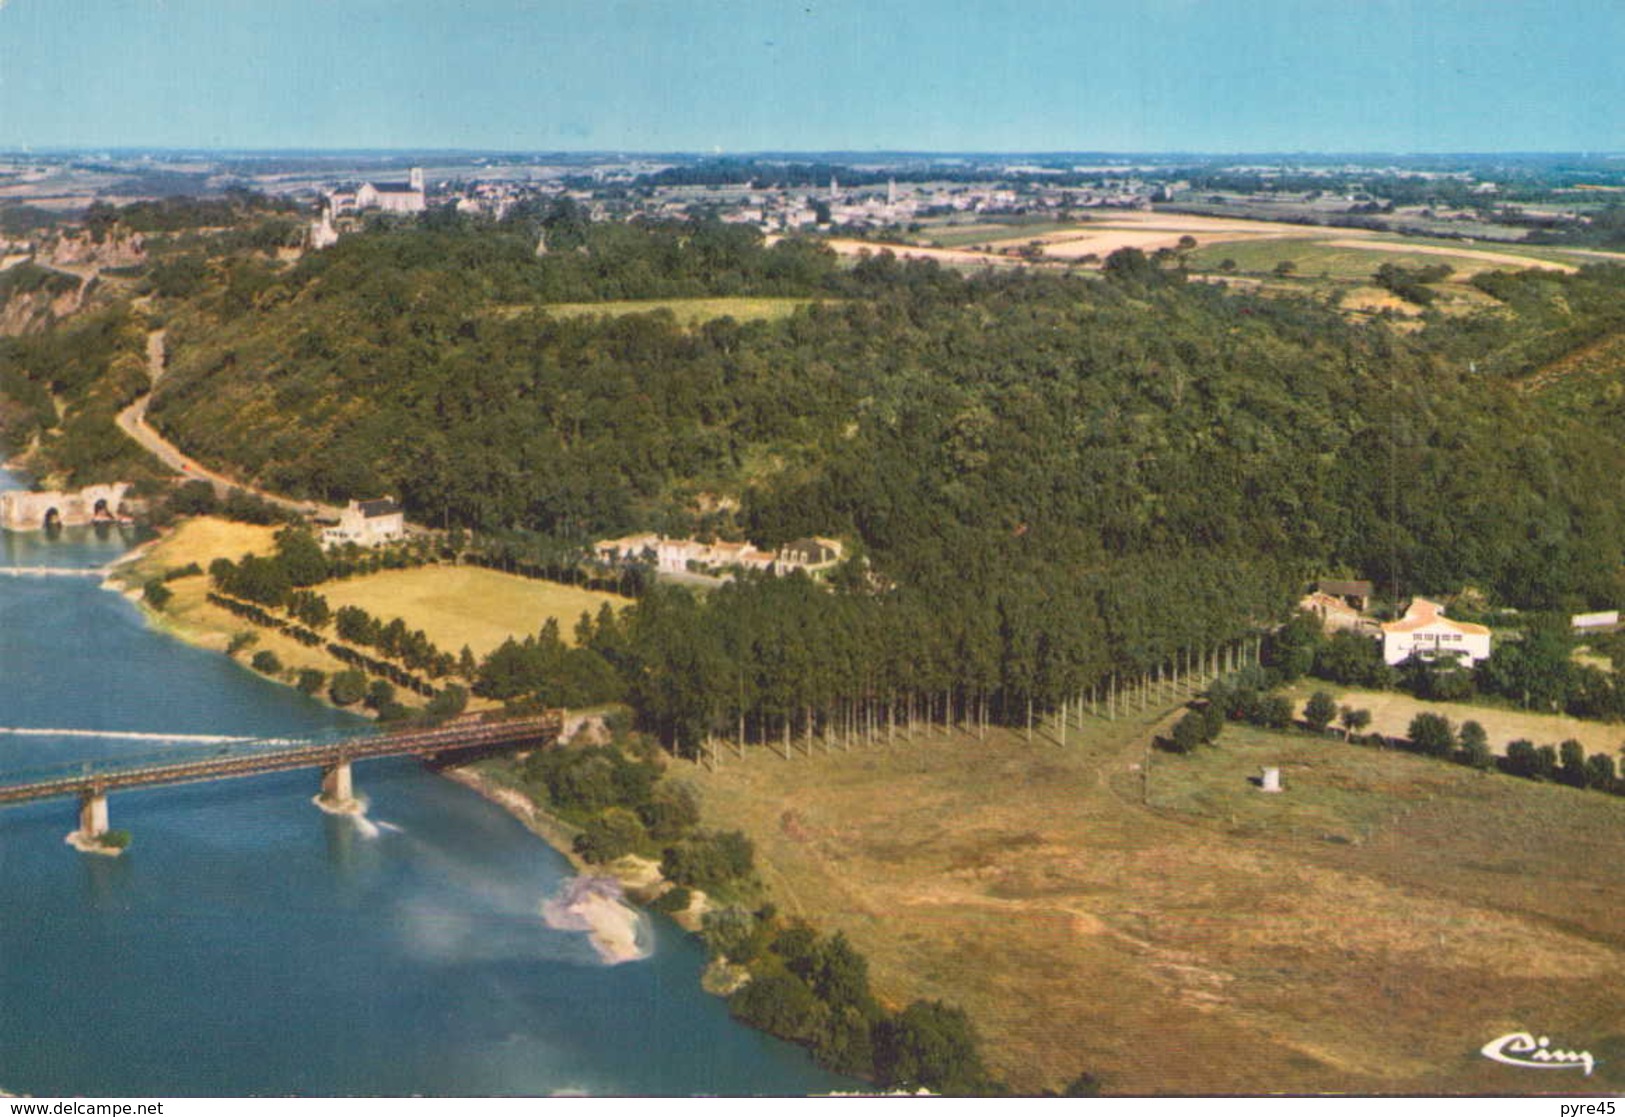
117, 329, 339, 518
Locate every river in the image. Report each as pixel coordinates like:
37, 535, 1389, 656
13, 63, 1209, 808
0, 470, 849, 1096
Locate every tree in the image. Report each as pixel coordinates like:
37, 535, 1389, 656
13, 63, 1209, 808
1585, 752, 1616, 790
1504, 738, 1538, 778
329, 669, 367, 706
1407, 712, 1455, 758
250, 649, 282, 675
143, 578, 173, 610
572, 807, 648, 863
273, 525, 329, 587
1167, 710, 1205, 753
1339, 706, 1372, 740
1459, 720, 1493, 769
1302, 691, 1338, 734
875, 1000, 991, 1096
296, 667, 326, 695
1558, 738, 1588, 787
426, 684, 468, 718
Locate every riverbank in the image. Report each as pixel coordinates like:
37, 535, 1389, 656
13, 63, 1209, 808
442, 763, 706, 964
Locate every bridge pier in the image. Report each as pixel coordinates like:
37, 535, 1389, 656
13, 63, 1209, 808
315, 760, 361, 815
79, 789, 108, 838
65, 788, 123, 856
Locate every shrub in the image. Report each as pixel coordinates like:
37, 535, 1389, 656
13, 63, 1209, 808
226, 630, 257, 656
426, 684, 469, 719
572, 807, 648, 863
1459, 720, 1493, 769
250, 649, 282, 675
329, 669, 367, 707
1302, 691, 1338, 734
142, 578, 172, 610
650, 885, 692, 914
1407, 712, 1455, 758
874, 1000, 992, 1096
1166, 711, 1204, 754
96, 829, 132, 850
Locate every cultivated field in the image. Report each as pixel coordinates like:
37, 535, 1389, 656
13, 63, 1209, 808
687, 707, 1625, 1095
320, 564, 627, 659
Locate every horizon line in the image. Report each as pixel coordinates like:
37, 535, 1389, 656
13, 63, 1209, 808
5, 146, 1624, 162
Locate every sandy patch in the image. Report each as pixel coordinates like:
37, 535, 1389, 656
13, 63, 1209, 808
541, 875, 652, 965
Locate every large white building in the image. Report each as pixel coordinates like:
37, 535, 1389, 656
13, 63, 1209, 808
1381, 598, 1491, 666
322, 499, 406, 550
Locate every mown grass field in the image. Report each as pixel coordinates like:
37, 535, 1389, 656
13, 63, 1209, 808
687, 707, 1625, 1095
320, 564, 628, 659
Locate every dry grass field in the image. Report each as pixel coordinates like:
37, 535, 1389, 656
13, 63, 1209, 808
116, 519, 629, 705
1285, 682, 1625, 759
687, 706, 1625, 1095
319, 564, 628, 659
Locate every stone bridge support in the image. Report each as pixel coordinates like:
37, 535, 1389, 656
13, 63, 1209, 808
317, 760, 360, 814
78, 789, 109, 839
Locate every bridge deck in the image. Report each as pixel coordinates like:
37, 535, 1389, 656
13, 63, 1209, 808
0, 714, 561, 806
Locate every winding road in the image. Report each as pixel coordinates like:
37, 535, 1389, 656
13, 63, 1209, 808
115, 329, 339, 519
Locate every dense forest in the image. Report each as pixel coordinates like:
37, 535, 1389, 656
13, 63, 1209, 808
10, 211, 1625, 747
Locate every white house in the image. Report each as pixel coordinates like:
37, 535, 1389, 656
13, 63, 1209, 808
1380, 598, 1491, 666
322, 499, 405, 550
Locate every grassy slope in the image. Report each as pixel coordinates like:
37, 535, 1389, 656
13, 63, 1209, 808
320, 564, 629, 659
687, 708, 1625, 1095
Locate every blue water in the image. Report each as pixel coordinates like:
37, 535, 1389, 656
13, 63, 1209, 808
0, 473, 849, 1096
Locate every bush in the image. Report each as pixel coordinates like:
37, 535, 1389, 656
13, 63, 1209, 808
426, 684, 469, 719
1407, 712, 1455, 758
1165, 711, 1204, 754
729, 972, 825, 1045
226, 630, 257, 656
1302, 691, 1338, 734
874, 1000, 992, 1096
329, 668, 367, 706
142, 578, 172, 610
96, 829, 132, 850
250, 649, 282, 675
650, 885, 692, 914
661, 829, 755, 890
1459, 720, 1493, 769
572, 807, 648, 863
296, 667, 326, 695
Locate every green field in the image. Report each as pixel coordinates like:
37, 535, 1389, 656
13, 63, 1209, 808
321, 565, 630, 659
1187, 237, 1575, 283
689, 708, 1625, 1095
533, 296, 837, 327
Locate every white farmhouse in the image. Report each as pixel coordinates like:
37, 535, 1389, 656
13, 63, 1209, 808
1380, 598, 1491, 666
322, 498, 406, 550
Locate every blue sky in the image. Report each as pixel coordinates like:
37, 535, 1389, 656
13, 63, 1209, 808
1, 0, 1620, 153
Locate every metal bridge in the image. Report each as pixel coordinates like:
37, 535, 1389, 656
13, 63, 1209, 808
0, 712, 563, 851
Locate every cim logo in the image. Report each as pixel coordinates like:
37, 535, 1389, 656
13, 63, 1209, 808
1481, 1032, 1595, 1076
